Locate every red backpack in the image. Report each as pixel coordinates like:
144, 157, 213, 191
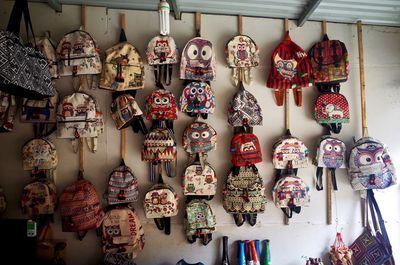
230, 132, 262, 166
314, 92, 349, 134
267, 34, 312, 107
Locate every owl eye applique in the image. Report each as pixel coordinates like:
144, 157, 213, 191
201, 45, 212, 61
191, 132, 200, 139
325, 144, 333, 151
161, 97, 170, 104
277, 61, 284, 68
333, 145, 342, 152
154, 97, 162, 104
201, 131, 210, 139
190, 87, 197, 95
375, 153, 383, 163
197, 87, 204, 94
187, 44, 199, 60
359, 154, 374, 165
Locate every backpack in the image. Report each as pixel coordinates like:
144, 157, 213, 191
230, 132, 262, 166
185, 199, 216, 245
348, 137, 396, 190
182, 121, 217, 155
222, 166, 266, 226
272, 168, 310, 218
179, 81, 216, 119
102, 253, 137, 265
21, 90, 59, 123
329, 232, 353, 265
146, 35, 179, 85
267, 34, 312, 107
21, 175, 57, 217
56, 92, 104, 152
314, 92, 349, 134
143, 179, 179, 235
0, 91, 17, 132
142, 127, 177, 181
110, 93, 147, 134
145, 88, 178, 121
56, 30, 102, 76
106, 162, 139, 205
22, 138, 58, 171
59, 178, 104, 240
308, 35, 349, 86
99, 42, 144, 91
227, 82, 262, 127
180, 37, 216, 81
34, 35, 59, 79
101, 207, 145, 258
0, 186, 6, 215
315, 136, 346, 191
225, 35, 259, 85
272, 134, 309, 169
182, 162, 217, 197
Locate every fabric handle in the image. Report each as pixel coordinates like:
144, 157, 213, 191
7, 0, 36, 44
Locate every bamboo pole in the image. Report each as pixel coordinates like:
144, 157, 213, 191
78, 4, 86, 178
120, 13, 127, 161
322, 20, 327, 35
81, 5, 87, 30
238, 15, 243, 35
284, 18, 290, 226
195, 12, 201, 37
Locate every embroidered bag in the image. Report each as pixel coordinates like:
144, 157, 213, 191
329, 232, 353, 265
272, 134, 309, 169
33, 35, 59, 79
0, 91, 17, 132
0, 186, 6, 215
266, 34, 312, 106
350, 190, 394, 265
185, 199, 216, 245
225, 35, 259, 85
59, 177, 104, 240
315, 136, 346, 191
182, 162, 217, 197
228, 81, 262, 127
182, 121, 217, 155
348, 137, 396, 190
222, 165, 266, 226
145, 88, 178, 121
106, 161, 139, 205
21, 90, 59, 123
179, 81, 215, 119
308, 35, 349, 86
143, 177, 178, 235
57, 30, 101, 76
146, 35, 179, 85
101, 207, 145, 258
180, 37, 216, 81
314, 92, 349, 134
22, 138, 58, 170
0, 0, 55, 99
230, 132, 262, 166
56, 92, 104, 152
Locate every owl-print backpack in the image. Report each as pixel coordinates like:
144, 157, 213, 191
267, 33, 312, 107
228, 81, 262, 128
143, 176, 178, 235
180, 37, 216, 81
308, 34, 349, 87
223, 165, 266, 226
272, 134, 309, 170
110, 93, 147, 134
225, 35, 259, 85
182, 161, 217, 198
146, 35, 179, 85
230, 130, 262, 166
22, 138, 58, 171
101, 207, 145, 258
348, 137, 396, 190
145, 87, 178, 131
179, 81, 215, 119
99, 27, 145, 91
56, 92, 104, 152
314, 92, 349, 134
315, 136, 346, 191
185, 199, 216, 245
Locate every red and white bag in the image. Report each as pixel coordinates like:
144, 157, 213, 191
314, 93, 349, 134
230, 132, 262, 166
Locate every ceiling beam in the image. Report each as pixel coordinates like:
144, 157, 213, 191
168, 0, 181, 20
47, 0, 62, 12
297, 0, 322, 27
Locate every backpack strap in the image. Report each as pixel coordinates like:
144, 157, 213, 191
329, 168, 338, 190
316, 167, 324, 191
202, 233, 212, 246
332, 40, 339, 67
119, 28, 127, 43
317, 42, 323, 71
247, 213, 257, 226
165, 64, 173, 86
85, 137, 98, 153
274, 88, 284, 106
331, 123, 342, 134
233, 214, 245, 227
293, 87, 302, 106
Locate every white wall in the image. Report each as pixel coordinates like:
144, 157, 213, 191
0, 2, 399, 265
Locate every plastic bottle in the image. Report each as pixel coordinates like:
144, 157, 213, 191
221, 236, 231, 265
251, 240, 260, 265
263, 240, 271, 265
238, 241, 246, 265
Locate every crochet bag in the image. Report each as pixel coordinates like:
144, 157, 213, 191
110, 93, 146, 133
21, 176, 57, 216
329, 232, 353, 265
0, 91, 17, 132
106, 162, 139, 206
146, 35, 179, 85
101, 207, 145, 258
145, 88, 178, 121
348, 137, 396, 190
179, 81, 215, 119
185, 199, 216, 245
266, 34, 312, 107
315, 136, 346, 191
225, 35, 259, 85
223, 166, 266, 226
22, 138, 58, 170
21, 90, 59, 123
180, 37, 216, 81
308, 35, 349, 86
314, 92, 349, 134
182, 162, 217, 197
272, 134, 309, 169
230, 132, 262, 166
227, 82, 262, 127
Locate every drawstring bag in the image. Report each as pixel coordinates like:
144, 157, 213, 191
329, 232, 353, 265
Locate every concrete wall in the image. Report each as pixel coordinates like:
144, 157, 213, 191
0, 2, 399, 265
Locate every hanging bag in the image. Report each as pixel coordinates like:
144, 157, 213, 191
179, 81, 216, 119
0, 91, 17, 132
314, 92, 349, 134
329, 232, 353, 265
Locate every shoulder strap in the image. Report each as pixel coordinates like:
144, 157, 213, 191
119, 29, 127, 43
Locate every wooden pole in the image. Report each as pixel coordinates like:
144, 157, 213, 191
327, 170, 332, 225
121, 13, 126, 31
120, 13, 127, 162
238, 15, 243, 35
357, 21, 368, 138
322, 20, 327, 35
79, 138, 84, 177
81, 5, 87, 31
284, 17, 290, 226
195, 12, 201, 37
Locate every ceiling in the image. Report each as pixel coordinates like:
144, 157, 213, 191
28, 0, 400, 27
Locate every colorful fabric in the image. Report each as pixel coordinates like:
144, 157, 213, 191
21, 91, 59, 123
144, 184, 178, 218
226, 35, 259, 68
107, 165, 139, 205
182, 121, 217, 154
185, 199, 216, 238
179, 82, 215, 115
227, 86, 262, 127
21, 179, 57, 216
33, 36, 59, 79
316, 136, 346, 169
314, 93, 349, 124
272, 135, 309, 169
272, 174, 310, 208
142, 128, 177, 162
145, 89, 178, 121
146, 35, 179, 65
183, 163, 217, 196
22, 138, 58, 170
110, 94, 143, 130
230, 133, 262, 166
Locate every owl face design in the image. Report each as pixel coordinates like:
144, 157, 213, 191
183, 83, 213, 112
274, 54, 297, 80
186, 122, 216, 153
354, 145, 385, 169
149, 91, 176, 116
194, 212, 206, 223
154, 39, 171, 61
236, 42, 249, 61
185, 39, 213, 68
105, 225, 122, 243
322, 139, 345, 168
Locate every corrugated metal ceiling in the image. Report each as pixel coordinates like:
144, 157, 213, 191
28, 0, 400, 27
